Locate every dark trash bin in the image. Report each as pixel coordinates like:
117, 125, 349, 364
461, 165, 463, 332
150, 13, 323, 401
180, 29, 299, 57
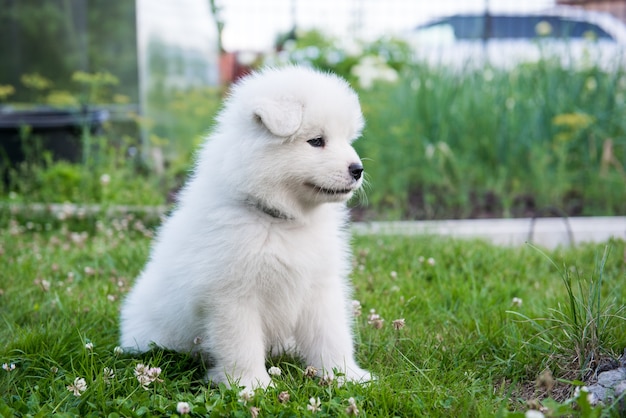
0, 108, 109, 165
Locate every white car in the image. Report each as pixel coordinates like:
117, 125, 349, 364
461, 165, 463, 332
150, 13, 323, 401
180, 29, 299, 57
404, 7, 626, 70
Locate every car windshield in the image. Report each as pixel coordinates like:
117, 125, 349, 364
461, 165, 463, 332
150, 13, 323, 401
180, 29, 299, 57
417, 15, 615, 41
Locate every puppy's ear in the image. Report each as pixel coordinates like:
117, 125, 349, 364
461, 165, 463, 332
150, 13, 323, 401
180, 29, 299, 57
253, 98, 303, 137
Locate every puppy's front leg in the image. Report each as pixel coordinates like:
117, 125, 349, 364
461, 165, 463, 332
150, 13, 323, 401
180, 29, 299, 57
294, 283, 372, 383
204, 302, 271, 389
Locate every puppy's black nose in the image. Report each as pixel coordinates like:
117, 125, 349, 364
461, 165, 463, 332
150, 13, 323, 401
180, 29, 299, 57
349, 163, 363, 181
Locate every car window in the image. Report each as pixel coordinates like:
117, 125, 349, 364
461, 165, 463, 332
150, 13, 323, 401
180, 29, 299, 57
411, 23, 456, 44
416, 15, 615, 41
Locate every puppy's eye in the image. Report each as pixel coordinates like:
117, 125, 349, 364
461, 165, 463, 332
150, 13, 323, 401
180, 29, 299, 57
307, 137, 325, 148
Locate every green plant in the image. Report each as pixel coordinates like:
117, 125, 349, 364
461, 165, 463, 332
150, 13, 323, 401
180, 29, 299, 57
5, 135, 168, 206
71, 70, 120, 105
353, 58, 626, 219
498, 384, 602, 418
0, 84, 15, 101
508, 244, 626, 381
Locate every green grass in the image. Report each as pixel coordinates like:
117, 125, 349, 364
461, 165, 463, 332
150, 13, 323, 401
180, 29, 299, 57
1, 213, 625, 416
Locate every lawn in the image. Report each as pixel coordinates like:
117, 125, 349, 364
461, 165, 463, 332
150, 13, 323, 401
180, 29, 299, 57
1, 212, 624, 416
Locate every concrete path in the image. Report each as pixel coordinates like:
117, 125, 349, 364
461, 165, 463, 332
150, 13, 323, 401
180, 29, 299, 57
352, 217, 626, 249
5, 204, 625, 249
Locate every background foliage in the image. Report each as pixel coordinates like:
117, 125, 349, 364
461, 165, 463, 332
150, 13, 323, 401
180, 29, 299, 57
1, 30, 625, 220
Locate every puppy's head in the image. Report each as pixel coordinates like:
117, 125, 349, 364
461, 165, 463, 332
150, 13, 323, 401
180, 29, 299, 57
219, 66, 365, 212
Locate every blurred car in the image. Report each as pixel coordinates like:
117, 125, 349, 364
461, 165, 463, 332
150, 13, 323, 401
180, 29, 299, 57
403, 7, 626, 70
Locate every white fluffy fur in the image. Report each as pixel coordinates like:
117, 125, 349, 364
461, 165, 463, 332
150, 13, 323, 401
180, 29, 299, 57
119, 66, 371, 389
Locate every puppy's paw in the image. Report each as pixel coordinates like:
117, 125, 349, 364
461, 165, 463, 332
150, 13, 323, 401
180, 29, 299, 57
207, 369, 272, 390
316, 365, 374, 386
342, 366, 374, 385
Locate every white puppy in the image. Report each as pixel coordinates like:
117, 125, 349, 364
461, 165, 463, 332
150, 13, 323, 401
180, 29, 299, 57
120, 66, 371, 389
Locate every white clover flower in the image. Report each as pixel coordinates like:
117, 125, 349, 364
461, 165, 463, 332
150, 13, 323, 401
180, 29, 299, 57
113, 346, 124, 356
427, 257, 436, 266
136, 375, 151, 389
103, 367, 115, 384
100, 173, 111, 186
319, 374, 334, 386
145, 367, 163, 387
304, 365, 318, 378
392, 318, 406, 331
525, 410, 545, 418
268, 366, 282, 377
176, 401, 191, 414
587, 391, 598, 405
134, 363, 163, 389
278, 391, 290, 403
512, 297, 523, 307
85, 342, 94, 351
2, 363, 16, 372
307, 397, 322, 412
135, 363, 147, 375
250, 406, 260, 418
352, 300, 362, 317
238, 388, 255, 404
390, 271, 398, 279
573, 386, 588, 397
346, 397, 359, 415
70, 232, 88, 246
367, 309, 384, 329
67, 377, 87, 396
573, 385, 597, 404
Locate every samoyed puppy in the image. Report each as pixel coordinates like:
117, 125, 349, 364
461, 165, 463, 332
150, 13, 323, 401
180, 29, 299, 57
120, 66, 371, 389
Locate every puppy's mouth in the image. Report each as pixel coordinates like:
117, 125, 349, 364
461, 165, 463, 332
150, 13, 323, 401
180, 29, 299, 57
305, 182, 355, 195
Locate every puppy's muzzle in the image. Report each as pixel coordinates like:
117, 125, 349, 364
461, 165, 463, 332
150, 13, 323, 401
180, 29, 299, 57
349, 163, 364, 181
